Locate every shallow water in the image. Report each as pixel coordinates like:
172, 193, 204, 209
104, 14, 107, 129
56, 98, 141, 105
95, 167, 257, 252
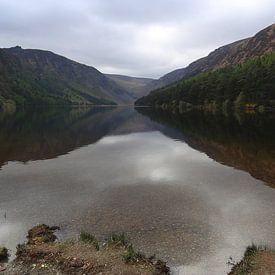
0, 107, 274, 274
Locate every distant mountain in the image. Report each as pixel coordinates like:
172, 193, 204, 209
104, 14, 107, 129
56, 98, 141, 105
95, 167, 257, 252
105, 74, 154, 99
142, 23, 275, 93
0, 46, 135, 109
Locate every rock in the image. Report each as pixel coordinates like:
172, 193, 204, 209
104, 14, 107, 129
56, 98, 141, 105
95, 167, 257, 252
27, 224, 59, 245
0, 246, 8, 261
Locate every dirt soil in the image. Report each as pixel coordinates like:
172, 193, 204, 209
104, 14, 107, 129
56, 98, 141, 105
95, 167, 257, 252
1, 224, 169, 275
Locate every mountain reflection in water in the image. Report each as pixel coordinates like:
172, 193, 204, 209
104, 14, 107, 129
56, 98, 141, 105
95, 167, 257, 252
137, 108, 275, 187
0, 106, 274, 274
0, 107, 274, 187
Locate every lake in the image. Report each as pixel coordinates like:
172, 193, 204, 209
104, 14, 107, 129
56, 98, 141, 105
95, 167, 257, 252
0, 106, 274, 274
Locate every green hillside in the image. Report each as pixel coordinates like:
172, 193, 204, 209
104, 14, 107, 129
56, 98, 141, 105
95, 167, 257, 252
0, 46, 134, 110
135, 53, 275, 111
141, 24, 275, 94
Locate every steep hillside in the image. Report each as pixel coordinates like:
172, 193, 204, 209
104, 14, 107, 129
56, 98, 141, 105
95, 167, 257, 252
143, 23, 275, 93
0, 46, 134, 108
136, 53, 275, 109
105, 74, 154, 99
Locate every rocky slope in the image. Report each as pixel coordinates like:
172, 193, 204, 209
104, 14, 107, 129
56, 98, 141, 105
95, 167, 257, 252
143, 23, 275, 93
0, 47, 135, 107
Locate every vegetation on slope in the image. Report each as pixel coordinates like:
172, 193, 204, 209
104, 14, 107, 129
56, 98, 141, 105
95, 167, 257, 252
142, 23, 275, 93
0, 46, 134, 109
136, 53, 275, 110
105, 74, 154, 99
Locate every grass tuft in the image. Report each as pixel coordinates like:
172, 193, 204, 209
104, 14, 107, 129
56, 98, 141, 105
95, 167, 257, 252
79, 232, 99, 250
108, 233, 128, 248
229, 244, 274, 275
123, 244, 146, 263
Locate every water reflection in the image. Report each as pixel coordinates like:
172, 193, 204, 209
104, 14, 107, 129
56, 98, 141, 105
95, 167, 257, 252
0, 107, 163, 169
137, 108, 275, 187
0, 107, 275, 274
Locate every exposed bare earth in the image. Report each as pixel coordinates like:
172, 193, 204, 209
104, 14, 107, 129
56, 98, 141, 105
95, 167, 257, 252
1, 225, 275, 274
1, 225, 169, 275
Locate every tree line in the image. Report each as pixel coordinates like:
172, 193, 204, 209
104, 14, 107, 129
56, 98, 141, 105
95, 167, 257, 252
135, 53, 275, 111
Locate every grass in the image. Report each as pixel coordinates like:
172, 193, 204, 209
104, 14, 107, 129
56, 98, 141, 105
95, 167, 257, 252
8, 225, 170, 274
79, 231, 99, 250
123, 244, 147, 263
229, 244, 275, 275
230, 244, 258, 274
108, 233, 129, 247
106, 233, 147, 263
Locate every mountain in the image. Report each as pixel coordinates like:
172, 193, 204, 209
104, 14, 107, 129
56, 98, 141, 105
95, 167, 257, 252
142, 23, 275, 94
0, 46, 135, 109
135, 52, 275, 109
136, 24, 275, 109
105, 74, 154, 99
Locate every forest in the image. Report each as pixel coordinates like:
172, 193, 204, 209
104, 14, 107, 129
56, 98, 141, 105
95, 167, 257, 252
135, 53, 275, 111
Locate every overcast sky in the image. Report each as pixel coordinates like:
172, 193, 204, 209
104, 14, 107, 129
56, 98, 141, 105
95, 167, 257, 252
0, 0, 274, 78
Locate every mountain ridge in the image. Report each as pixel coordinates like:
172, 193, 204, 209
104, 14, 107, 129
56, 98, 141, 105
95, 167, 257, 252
142, 23, 275, 94
135, 52, 275, 109
0, 23, 274, 109
0, 46, 135, 108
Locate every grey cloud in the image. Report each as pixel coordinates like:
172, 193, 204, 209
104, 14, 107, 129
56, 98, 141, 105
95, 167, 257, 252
0, 0, 274, 78
88, 0, 202, 24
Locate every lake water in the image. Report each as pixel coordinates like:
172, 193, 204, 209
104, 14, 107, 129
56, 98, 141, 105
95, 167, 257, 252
0, 107, 274, 274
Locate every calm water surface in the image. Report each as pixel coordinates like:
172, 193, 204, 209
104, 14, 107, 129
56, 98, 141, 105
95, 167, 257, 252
0, 107, 274, 274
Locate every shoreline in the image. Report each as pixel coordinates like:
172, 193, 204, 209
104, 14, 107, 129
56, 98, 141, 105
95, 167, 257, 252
1, 225, 275, 274
0, 224, 170, 274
